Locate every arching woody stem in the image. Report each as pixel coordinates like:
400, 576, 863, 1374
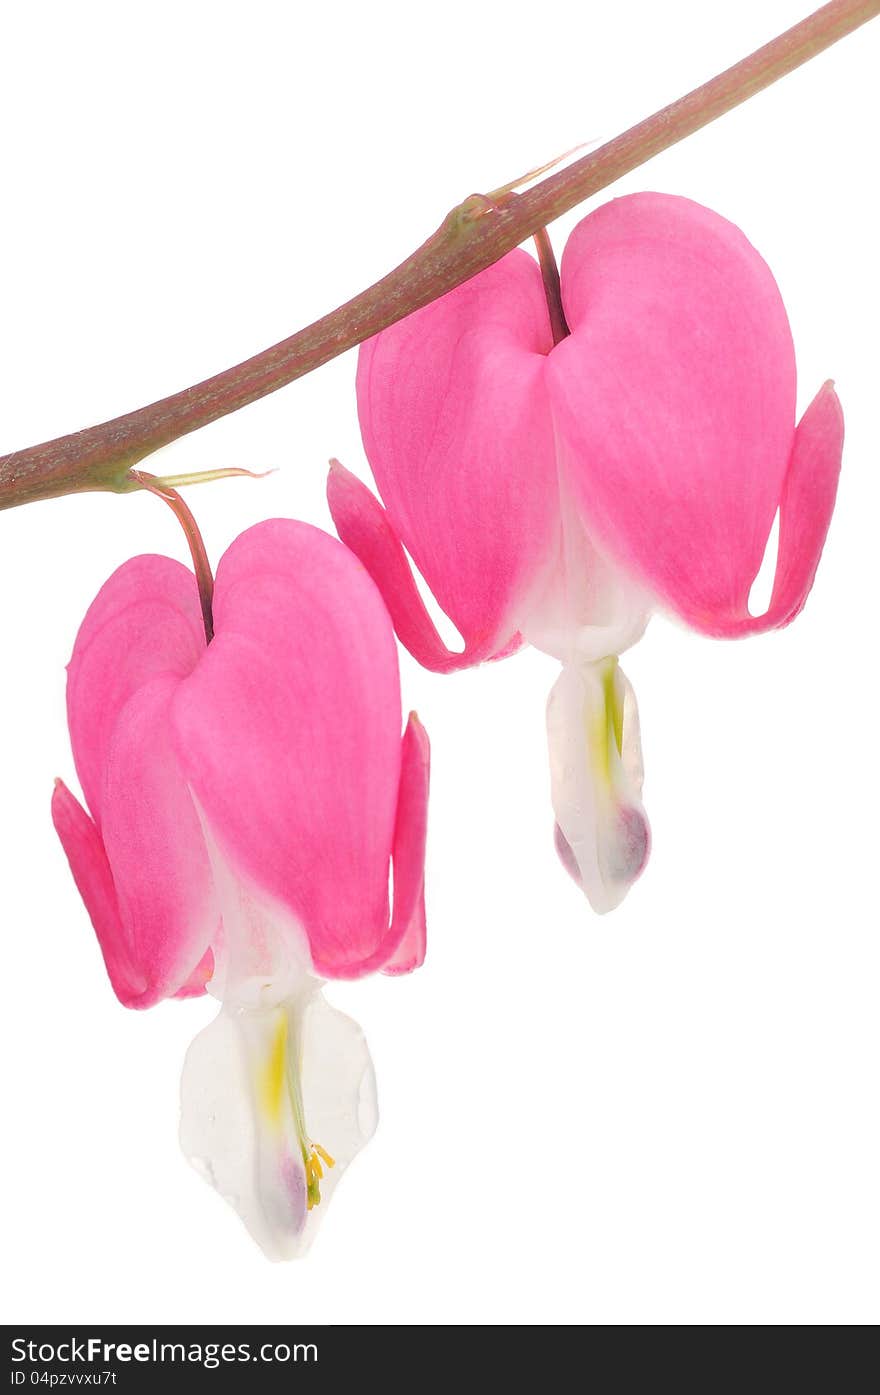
0, 0, 877, 512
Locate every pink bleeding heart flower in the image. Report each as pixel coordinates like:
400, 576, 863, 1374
329, 192, 843, 914
52, 519, 430, 1259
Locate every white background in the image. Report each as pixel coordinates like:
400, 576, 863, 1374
1, 0, 877, 1326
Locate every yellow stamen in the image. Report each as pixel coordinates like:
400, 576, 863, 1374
304, 1144, 336, 1210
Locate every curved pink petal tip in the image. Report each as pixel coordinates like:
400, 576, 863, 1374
381, 713, 431, 976
693, 382, 844, 637
327, 461, 514, 671
52, 779, 147, 1007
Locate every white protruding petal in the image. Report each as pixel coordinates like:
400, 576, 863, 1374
180, 987, 377, 1260
547, 657, 650, 914
519, 469, 651, 664
300, 992, 379, 1212
193, 805, 313, 1008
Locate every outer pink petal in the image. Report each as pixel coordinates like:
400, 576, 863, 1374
172, 520, 406, 979
548, 193, 798, 627
685, 382, 844, 636
327, 461, 522, 671
357, 250, 559, 664
53, 776, 211, 1005
382, 713, 430, 976
66, 555, 204, 829
51, 779, 147, 1006
97, 673, 218, 1006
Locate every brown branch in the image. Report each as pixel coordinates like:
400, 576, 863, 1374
1, 0, 877, 511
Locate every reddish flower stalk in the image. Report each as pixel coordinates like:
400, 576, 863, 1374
533, 227, 570, 346
0, 0, 876, 513
131, 471, 216, 643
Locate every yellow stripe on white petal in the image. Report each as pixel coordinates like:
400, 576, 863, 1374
259, 1010, 289, 1130
180, 988, 377, 1260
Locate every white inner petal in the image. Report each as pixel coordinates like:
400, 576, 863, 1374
178, 805, 378, 1259
180, 990, 377, 1261
190, 796, 314, 1006
547, 657, 650, 914
518, 472, 651, 663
